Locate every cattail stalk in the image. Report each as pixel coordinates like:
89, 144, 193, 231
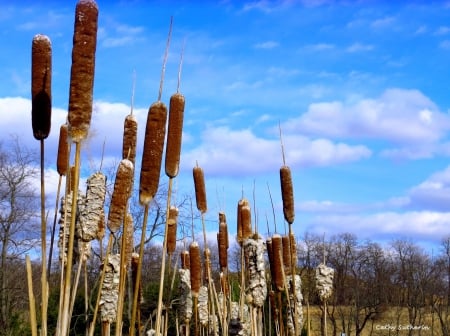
26, 255, 38, 336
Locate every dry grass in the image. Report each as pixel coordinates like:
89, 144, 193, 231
305, 305, 441, 336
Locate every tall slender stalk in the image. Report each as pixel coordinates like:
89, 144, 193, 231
40, 139, 48, 336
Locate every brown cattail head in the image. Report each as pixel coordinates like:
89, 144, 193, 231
203, 248, 211, 282
124, 213, 134, 267
139, 101, 167, 205
236, 198, 249, 245
219, 212, 229, 248
56, 124, 69, 176
280, 165, 295, 224
31, 34, 52, 140
266, 238, 275, 286
271, 234, 284, 291
241, 204, 252, 241
282, 235, 291, 276
193, 165, 207, 213
217, 223, 228, 270
97, 210, 105, 240
180, 250, 190, 270
67, 0, 98, 142
122, 114, 138, 165
107, 159, 134, 233
166, 206, 178, 254
189, 241, 201, 296
165, 92, 185, 178
289, 233, 297, 270
69, 165, 76, 192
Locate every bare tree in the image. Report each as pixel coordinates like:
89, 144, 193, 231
0, 135, 40, 334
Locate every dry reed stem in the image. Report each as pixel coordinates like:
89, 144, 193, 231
67, 0, 98, 142
31, 34, 52, 141
26, 255, 38, 336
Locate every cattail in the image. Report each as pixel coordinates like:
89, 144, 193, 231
203, 248, 211, 282
280, 165, 295, 224
198, 286, 209, 326
271, 234, 284, 292
166, 206, 178, 254
286, 274, 304, 335
178, 268, 193, 322
56, 124, 69, 176
219, 211, 229, 248
107, 159, 134, 233
290, 233, 297, 269
139, 101, 167, 205
236, 198, 249, 245
124, 213, 134, 267
180, 250, 190, 270
67, 0, 98, 142
31, 34, 52, 140
217, 220, 228, 269
131, 253, 143, 304
100, 254, 121, 323
189, 241, 201, 296
316, 263, 334, 301
79, 171, 106, 241
241, 203, 252, 240
97, 210, 105, 240
69, 166, 76, 192
193, 165, 207, 213
122, 114, 138, 165
165, 92, 185, 178
243, 237, 267, 307
282, 235, 291, 276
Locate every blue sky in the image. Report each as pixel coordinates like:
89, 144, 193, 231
2, 0, 450, 250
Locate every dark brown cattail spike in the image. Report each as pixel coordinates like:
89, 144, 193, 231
236, 198, 249, 245
166, 206, 179, 254
181, 250, 190, 270
280, 165, 295, 224
193, 165, 207, 213
189, 241, 201, 296
67, 0, 98, 143
165, 92, 185, 178
139, 101, 168, 205
271, 234, 284, 292
31, 34, 52, 140
282, 235, 291, 276
56, 124, 69, 176
107, 159, 134, 233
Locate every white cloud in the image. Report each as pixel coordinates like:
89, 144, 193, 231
283, 88, 449, 146
346, 43, 374, 53
181, 126, 371, 176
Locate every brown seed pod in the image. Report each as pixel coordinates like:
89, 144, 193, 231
69, 166, 76, 192
139, 101, 167, 205
203, 248, 211, 282
122, 114, 138, 165
219, 211, 229, 249
236, 198, 249, 245
217, 222, 228, 270
180, 250, 190, 270
290, 233, 298, 270
241, 204, 252, 241
193, 165, 207, 213
271, 234, 284, 292
67, 0, 98, 142
280, 165, 295, 224
189, 241, 201, 296
31, 34, 52, 140
266, 238, 275, 286
107, 159, 134, 233
97, 210, 105, 240
56, 124, 69, 176
282, 235, 291, 276
166, 206, 178, 254
124, 213, 134, 267
165, 92, 185, 178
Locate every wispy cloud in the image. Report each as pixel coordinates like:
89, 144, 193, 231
253, 40, 279, 49
346, 43, 374, 53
